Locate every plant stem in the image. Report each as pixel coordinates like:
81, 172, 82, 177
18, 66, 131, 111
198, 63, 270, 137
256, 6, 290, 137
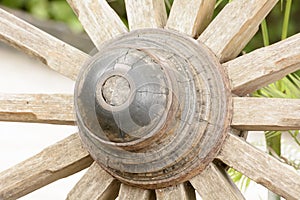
281, 0, 292, 40
288, 130, 300, 146
261, 19, 269, 46
215, 0, 224, 9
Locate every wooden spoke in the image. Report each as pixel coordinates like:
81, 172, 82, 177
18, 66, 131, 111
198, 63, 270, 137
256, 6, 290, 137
67, 0, 128, 50
156, 183, 196, 200
0, 133, 93, 200
190, 163, 245, 200
166, 0, 215, 37
224, 33, 300, 96
232, 97, 300, 131
0, 8, 89, 81
198, 0, 278, 63
119, 184, 155, 200
217, 133, 300, 200
67, 162, 120, 200
0, 93, 75, 125
125, 0, 167, 30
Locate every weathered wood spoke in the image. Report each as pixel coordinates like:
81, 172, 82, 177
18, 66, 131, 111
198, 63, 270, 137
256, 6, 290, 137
224, 33, 300, 96
66, 0, 128, 50
119, 184, 155, 200
155, 183, 196, 200
198, 0, 278, 62
0, 93, 75, 125
0, 133, 93, 200
125, 0, 167, 30
0, 8, 89, 81
232, 97, 300, 131
190, 163, 245, 200
166, 0, 215, 37
217, 133, 300, 200
67, 162, 120, 200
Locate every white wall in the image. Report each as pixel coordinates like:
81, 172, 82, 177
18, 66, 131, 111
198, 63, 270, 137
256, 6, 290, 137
0, 43, 85, 199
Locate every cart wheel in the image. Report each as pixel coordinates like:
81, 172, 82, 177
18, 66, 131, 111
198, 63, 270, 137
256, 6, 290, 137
0, 0, 299, 199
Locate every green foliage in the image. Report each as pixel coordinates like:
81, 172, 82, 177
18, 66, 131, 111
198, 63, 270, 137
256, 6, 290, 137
0, 0, 82, 32
25, 0, 47, 19
253, 73, 300, 99
228, 168, 251, 192
245, 0, 300, 52
164, 0, 173, 14
0, 0, 24, 9
49, 0, 82, 32
215, 0, 225, 9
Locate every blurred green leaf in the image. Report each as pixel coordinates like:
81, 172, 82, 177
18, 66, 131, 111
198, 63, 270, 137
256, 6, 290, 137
49, 0, 83, 32
1, 0, 25, 8
26, 0, 49, 19
49, 1, 73, 21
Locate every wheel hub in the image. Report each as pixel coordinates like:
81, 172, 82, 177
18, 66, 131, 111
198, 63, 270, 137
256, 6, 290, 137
74, 29, 232, 189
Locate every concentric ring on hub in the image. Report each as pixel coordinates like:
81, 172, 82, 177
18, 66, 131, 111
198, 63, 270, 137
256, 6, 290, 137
74, 29, 232, 189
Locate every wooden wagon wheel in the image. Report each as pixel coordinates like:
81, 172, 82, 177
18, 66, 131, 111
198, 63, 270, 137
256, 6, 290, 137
0, 0, 300, 199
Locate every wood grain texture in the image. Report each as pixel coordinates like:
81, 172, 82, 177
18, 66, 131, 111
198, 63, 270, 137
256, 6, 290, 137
0, 133, 93, 200
0, 93, 75, 125
155, 183, 196, 200
0, 8, 89, 81
75, 29, 232, 189
224, 33, 300, 95
119, 184, 155, 200
67, 0, 128, 50
217, 133, 300, 200
232, 97, 300, 131
166, 0, 215, 37
190, 163, 245, 200
198, 0, 278, 62
67, 162, 120, 200
125, 0, 167, 30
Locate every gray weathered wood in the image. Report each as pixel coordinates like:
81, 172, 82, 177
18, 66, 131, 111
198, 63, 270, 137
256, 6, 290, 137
217, 133, 300, 200
125, 0, 167, 30
0, 133, 93, 200
166, 0, 215, 37
67, 162, 120, 200
0, 8, 89, 81
224, 33, 300, 95
198, 0, 278, 62
190, 163, 245, 200
119, 184, 155, 200
67, 0, 128, 50
156, 183, 196, 200
0, 93, 75, 125
232, 97, 300, 131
